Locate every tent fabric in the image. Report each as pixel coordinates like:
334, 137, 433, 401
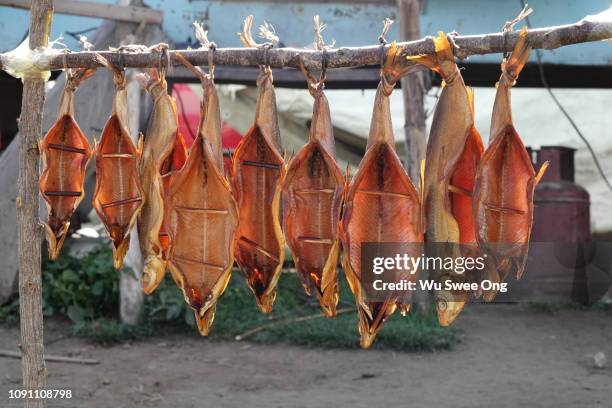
195, 84, 612, 233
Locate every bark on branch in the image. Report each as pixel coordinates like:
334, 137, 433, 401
2, 11, 611, 73
18, 0, 51, 406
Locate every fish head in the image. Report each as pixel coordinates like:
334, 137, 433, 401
435, 290, 466, 326
141, 255, 166, 295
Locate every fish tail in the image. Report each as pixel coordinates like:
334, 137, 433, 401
406, 32, 454, 78
535, 160, 549, 184
502, 27, 532, 83
382, 41, 421, 85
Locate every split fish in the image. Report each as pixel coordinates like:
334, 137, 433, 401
341, 43, 423, 348
231, 67, 285, 313
92, 57, 144, 269
164, 54, 239, 335
39, 68, 96, 260
473, 28, 547, 301
410, 33, 484, 326
280, 75, 343, 317
137, 68, 187, 295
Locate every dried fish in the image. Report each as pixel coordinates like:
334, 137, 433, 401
137, 67, 187, 295
164, 54, 239, 335
410, 33, 484, 326
158, 129, 187, 261
473, 28, 547, 301
280, 71, 343, 317
341, 43, 423, 348
39, 68, 96, 260
231, 67, 285, 313
92, 58, 144, 269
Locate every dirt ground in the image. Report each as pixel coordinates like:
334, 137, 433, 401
1, 304, 611, 408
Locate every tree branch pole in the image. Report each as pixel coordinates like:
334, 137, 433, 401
1, 13, 610, 72
397, 0, 426, 184
17, 0, 52, 406
398, 0, 431, 313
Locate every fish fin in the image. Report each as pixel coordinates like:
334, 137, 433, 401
137, 132, 144, 159
535, 160, 549, 184
420, 159, 426, 231
466, 87, 475, 118
320, 239, 340, 318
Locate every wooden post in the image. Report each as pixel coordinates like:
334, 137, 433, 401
120, 68, 145, 324
397, 0, 431, 312
397, 0, 427, 184
17, 0, 53, 406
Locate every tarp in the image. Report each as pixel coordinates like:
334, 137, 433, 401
213, 84, 612, 233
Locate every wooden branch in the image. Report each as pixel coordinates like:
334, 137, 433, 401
18, 0, 52, 405
0, 0, 163, 24
397, 0, 426, 184
234, 308, 355, 341
1, 12, 610, 73
0, 349, 100, 365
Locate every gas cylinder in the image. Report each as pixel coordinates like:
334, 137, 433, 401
523, 146, 591, 303
532, 146, 590, 242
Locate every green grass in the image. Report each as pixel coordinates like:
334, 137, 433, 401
205, 272, 457, 351
0, 243, 458, 351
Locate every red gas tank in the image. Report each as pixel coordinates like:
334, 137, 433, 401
521, 146, 591, 303
532, 146, 590, 242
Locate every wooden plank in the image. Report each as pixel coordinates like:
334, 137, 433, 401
0, 0, 163, 24
397, 0, 426, 184
18, 0, 51, 406
0, 349, 100, 365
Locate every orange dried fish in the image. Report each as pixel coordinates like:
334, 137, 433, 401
164, 54, 239, 335
137, 67, 187, 295
341, 43, 423, 348
280, 74, 343, 317
158, 129, 187, 260
410, 33, 484, 326
39, 68, 96, 260
92, 58, 144, 269
473, 28, 547, 301
231, 67, 285, 313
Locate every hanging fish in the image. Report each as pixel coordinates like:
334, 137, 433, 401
164, 53, 239, 335
137, 66, 187, 295
231, 66, 285, 313
231, 17, 286, 313
92, 57, 144, 269
341, 42, 423, 348
39, 67, 96, 260
409, 33, 484, 326
473, 28, 547, 301
280, 66, 344, 317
